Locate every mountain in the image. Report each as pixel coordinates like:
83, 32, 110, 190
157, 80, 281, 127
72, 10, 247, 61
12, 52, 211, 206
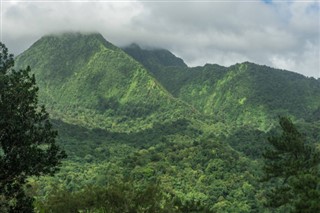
122, 43, 187, 73
124, 46, 320, 130
13, 33, 320, 212
18, 34, 319, 133
15, 33, 195, 132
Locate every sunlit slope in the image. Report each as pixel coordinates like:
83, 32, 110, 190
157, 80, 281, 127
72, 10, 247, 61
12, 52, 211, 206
15, 33, 194, 131
178, 63, 320, 129
124, 45, 320, 130
13, 34, 320, 212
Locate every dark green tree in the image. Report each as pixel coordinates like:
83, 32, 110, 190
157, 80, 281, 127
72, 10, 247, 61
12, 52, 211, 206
0, 43, 66, 212
263, 116, 320, 212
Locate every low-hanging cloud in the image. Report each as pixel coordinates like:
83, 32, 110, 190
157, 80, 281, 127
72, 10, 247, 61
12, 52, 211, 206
1, 0, 319, 77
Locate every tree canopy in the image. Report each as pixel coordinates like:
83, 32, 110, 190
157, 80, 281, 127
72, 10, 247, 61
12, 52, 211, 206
0, 42, 66, 212
263, 116, 320, 212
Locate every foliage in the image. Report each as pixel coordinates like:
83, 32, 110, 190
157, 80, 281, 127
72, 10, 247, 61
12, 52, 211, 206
125, 45, 320, 130
0, 43, 66, 212
11, 33, 320, 212
27, 118, 265, 212
36, 181, 172, 212
15, 33, 196, 133
262, 117, 320, 212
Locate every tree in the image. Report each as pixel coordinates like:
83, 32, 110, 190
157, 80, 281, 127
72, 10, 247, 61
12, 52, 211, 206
263, 116, 320, 212
0, 42, 66, 212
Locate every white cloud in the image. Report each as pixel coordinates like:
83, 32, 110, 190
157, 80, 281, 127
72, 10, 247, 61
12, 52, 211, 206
1, 0, 319, 77
2, 1, 143, 52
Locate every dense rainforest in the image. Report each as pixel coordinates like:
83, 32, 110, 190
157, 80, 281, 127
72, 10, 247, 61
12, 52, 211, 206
2, 32, 319, 212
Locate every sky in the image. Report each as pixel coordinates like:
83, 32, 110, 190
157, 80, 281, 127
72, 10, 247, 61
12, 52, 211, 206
0, 0, 319, 77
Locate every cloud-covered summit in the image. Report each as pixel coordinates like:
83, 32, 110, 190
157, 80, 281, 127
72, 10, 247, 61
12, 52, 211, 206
1, 0, 319, 77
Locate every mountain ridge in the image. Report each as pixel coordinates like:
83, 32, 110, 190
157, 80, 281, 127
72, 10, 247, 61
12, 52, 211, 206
15, 32, 197, 132
11, 32, 320, 212
123, 45, 320, 130
15, 32, 320, 132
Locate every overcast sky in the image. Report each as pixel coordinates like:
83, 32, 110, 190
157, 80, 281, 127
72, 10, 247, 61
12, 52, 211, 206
1, 0, 319, 77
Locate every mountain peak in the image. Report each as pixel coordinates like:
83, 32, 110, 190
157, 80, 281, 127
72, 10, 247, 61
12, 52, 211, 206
123, 43, 187, 72
15, 32, 193, 131
126, 43, 141, 49
34, 32, 117, 51
40, 32, 110, 43
15, 32, 121, 85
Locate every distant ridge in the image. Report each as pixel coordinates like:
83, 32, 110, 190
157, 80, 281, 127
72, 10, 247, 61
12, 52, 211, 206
124, 45, 320, 130
122, 43, 187, 73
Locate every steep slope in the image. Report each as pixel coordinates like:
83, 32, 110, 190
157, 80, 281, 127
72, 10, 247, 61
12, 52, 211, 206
15, 33, 194, 131
177, 63, 320, 129
124, 45, 320, 130
122, 43, 187, 73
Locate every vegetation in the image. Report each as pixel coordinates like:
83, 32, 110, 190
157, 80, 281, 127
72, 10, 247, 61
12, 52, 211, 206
124, 45, 320, 130
3, 33, 319, 212
15, 33, 196, 133
263, 117, 320, 212
0, 43, 66, 212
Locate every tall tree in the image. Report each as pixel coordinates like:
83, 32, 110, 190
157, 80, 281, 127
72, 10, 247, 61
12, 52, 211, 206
263, 116, 320, 212
0, 43, 66, 212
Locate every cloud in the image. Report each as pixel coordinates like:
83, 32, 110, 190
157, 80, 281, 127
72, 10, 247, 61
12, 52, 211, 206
1, 0, 319, 77
2, 1, 143, 52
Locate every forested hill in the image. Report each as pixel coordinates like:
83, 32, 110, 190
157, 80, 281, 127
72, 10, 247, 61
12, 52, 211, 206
12, 33, 320, 212
15, 33, 196, 132
15, 33, 320, 132
123, 43, 320, 130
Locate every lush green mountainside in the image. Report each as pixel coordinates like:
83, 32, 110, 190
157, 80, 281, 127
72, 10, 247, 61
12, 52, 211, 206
124, 46, 320, 130
178, 63, 320, 129
13, 33, 320, 212
15, 33, 194, 131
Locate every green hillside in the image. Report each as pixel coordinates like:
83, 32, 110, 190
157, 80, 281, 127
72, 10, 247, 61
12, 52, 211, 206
124, 45, 320, 130
15, 33, 194, 132
123, 45, 320, 160
178, 63, 320, 129
12, 33, 320, 212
